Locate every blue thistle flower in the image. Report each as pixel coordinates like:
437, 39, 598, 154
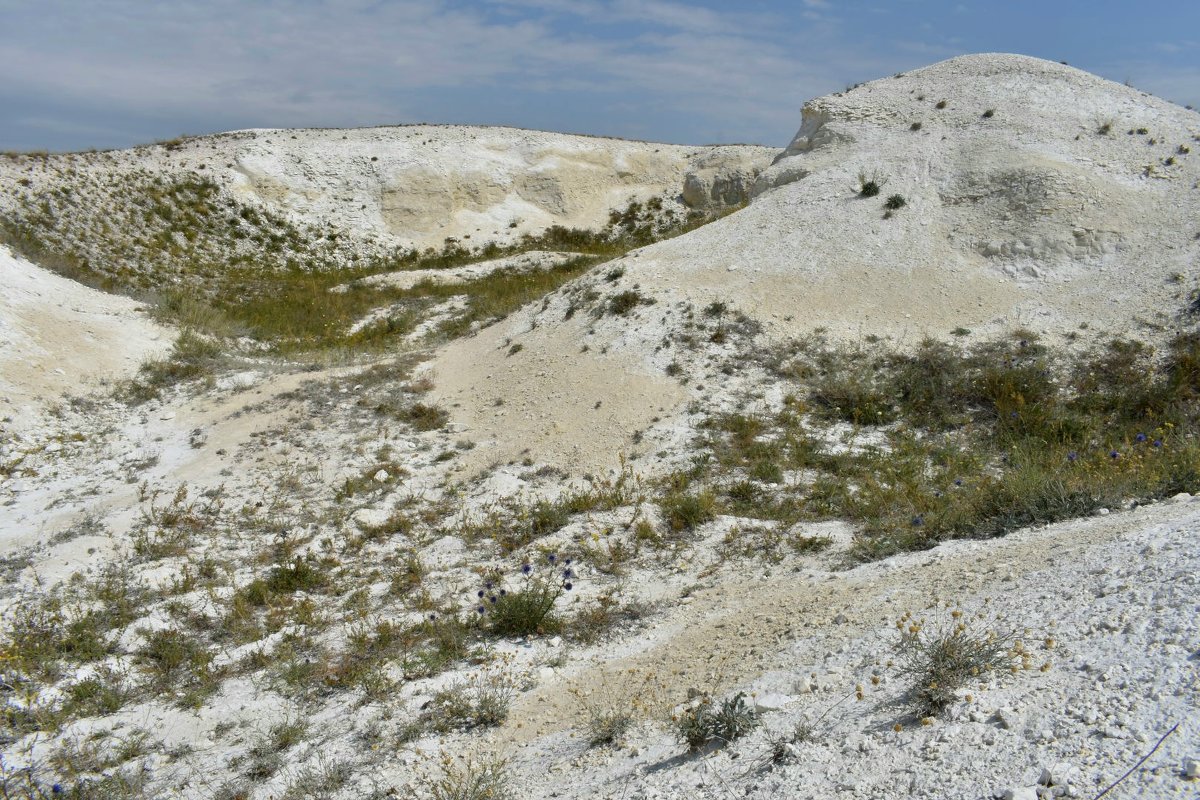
911, 515, 924, 527
547, 553, 557, 563
485, 581, 494, 590
1109, 450, 1120, 460
521, 563, 532, 575
1067, 451, 1078, 462
499, 589, 507, 596
52, 786, 63, 796
564, 582, 573, 591
1135, 432, 1148, 443
1153, 439, 1163, 448
477, 605, 486, 614
562, 568, 573, 579
564, 558, 573, 566
953, 479, 963, 487
477, 590, 485, 598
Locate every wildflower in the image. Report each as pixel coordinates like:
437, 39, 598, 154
476, 605, 486, 614
1109, 450, 1120, 459
547, 553, 557, 564
477, 590, 485, 598
562, 568, 573, 579
564, 558, 573, 566
52, 787, 63, 796
911, 515, 924, 527
1067, 451, 1078, 462
953, 479, 964, 487
499, 589, 507, 596
564, 582, 573, 591
1135, 432, 1148, 443
1153, 439, 1163, 448
485, 581, 494, 590
521, 563, 532, 575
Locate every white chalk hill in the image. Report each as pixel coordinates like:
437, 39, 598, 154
431, 54, 1200, 472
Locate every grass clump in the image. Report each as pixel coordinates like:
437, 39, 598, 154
893, 606, 1021, 718
884, 194, 907, 210
856, 172, 882, 198
124, 330, 222, 402
659, 488, 716, 533
675, 691, 758, 751
420, 755, 512, 800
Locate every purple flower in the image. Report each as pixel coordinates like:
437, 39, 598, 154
547, 553, 557, 564
499, 589, 507, 596
1109, 450, 1120, 460
521, 563, 532, 575
476, 605, 486, 614
1067, 451, 1078, 462
911, 515, 924, 527
562, 568, 573, 579
564, 558, 573, 566
485, 581, 494, 590
477, 590, 485, 598
1135, 432, 1148, 443
953, 479, 963, 487
1153, 439, 1163, 448
564, 582, 573, 591
52, 787, 63, 796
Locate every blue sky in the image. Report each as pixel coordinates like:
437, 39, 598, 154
1, 0, 1198, 152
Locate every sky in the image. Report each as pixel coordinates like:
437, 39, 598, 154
1, 0, 1198, 152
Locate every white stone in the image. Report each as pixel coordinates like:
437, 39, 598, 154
1002, 788, 1038, 800
373, 469, 389, 482
750, 693, 794, 713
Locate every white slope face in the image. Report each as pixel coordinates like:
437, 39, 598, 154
431, 54, 1200, 474
623, 53, 1200, 340
0, 126, 774, 254
0, 246, 170, 430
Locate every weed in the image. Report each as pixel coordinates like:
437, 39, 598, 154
659, 489, 716, 532
675, 691, 758, 751
884, 194, 907, 210
419, 754, 512, 800
607, 289, 649, 316
982, 109, 995, 118
476, 556, 574, 637
856, 171, 883, 198
893, 606, 1021, 717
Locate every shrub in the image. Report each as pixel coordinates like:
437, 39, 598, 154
607, 289, 648, 316
935, 99, 947, 109
982, 109, 995, 118
675, 692, 758, 750
884, 194, 907, 210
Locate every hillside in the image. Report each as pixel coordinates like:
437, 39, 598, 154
0, 55, 1197, 800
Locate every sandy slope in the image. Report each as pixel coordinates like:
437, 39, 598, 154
0, 245, 169, 431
